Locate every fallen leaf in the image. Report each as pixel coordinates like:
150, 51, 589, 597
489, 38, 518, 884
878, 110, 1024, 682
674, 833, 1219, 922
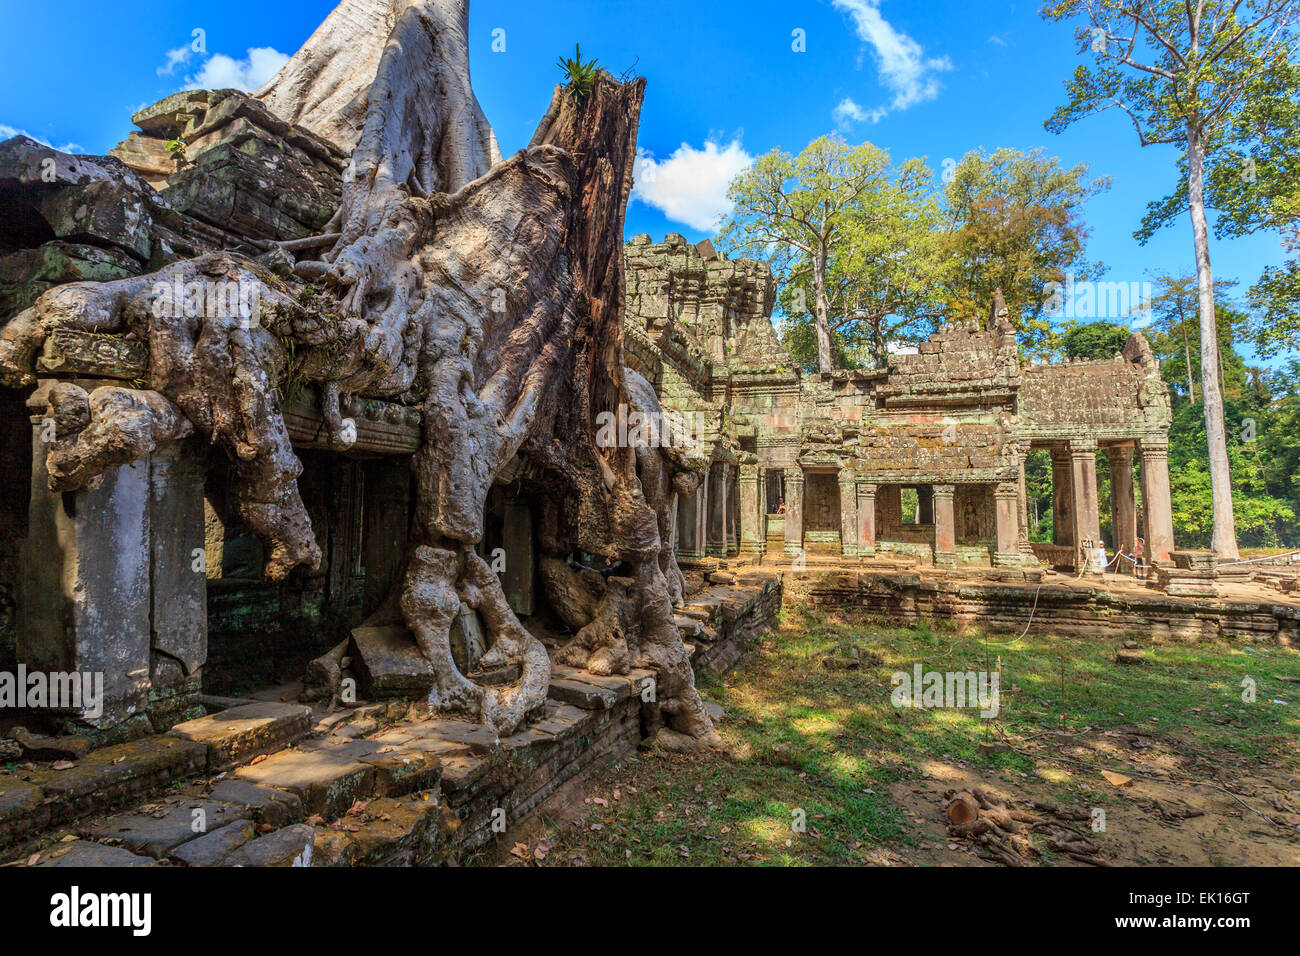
1101, 770, 1134, 788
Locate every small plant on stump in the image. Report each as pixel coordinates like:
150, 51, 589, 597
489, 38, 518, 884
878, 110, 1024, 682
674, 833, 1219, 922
557, 44, 601, 102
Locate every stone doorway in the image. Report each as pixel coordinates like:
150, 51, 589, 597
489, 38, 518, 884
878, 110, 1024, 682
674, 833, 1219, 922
803, 472, 842, 553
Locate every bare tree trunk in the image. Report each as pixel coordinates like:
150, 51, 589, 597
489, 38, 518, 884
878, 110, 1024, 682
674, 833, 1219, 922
1187, 129, 1240, 560
1180, 314, 1197, 403
813, 251, 833, 373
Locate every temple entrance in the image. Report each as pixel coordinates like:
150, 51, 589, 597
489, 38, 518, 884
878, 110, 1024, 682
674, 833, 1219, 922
803, 472, 842, 553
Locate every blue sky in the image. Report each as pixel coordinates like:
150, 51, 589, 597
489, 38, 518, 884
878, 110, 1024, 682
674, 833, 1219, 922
0, 0, 1290, 361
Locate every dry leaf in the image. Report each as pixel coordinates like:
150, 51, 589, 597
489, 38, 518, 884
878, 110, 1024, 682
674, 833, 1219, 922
1101, 770, 1134, 788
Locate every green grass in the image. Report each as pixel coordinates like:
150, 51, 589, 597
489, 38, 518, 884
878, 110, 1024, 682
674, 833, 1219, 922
548, 599, 1300, 866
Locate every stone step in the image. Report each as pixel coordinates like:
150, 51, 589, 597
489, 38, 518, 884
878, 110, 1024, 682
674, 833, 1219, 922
168, 701, 313, 772
34, 840, 159, 867
170, 820, 258, 867
26, 736, 207, 826
231, 749, 376, 820
221, 823, 315, 867
86, 799, 253, 859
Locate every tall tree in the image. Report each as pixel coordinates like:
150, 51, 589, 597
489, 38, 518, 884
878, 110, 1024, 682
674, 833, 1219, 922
942, 147, 1109, 357
718, 135, 898, 373
774, 157, 950, 370
1043, 0, 1300, 559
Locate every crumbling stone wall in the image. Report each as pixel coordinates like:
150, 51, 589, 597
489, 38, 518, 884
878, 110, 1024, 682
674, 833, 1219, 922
623, 239, 1174, 572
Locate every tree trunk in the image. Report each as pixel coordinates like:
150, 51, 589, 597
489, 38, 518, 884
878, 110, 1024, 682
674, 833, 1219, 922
1187, 129, 1240, 560
1180, 315, 1197, 403
813, 251, 833, 373
0, 0, 719, 745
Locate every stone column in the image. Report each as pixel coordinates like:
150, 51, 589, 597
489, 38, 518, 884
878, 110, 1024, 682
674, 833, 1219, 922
916, 485, 934, 524
695, 465, 712, 559
1070, 440, 1103, 573
707, 463, 731, 557
738, 464, 764, 555
784, 468, 804, 557
838, 468, 858, 558
1139, 438, 1176, 564
856, 482, 877, 559
1050, 448, 1074, 547
18, 381, 152, 735
1015, 445, 1038, 564
147, 440, 208, 728
726, 469, 740, 557
933, 484, 957, 568
677, 481, 706, 561
993, 481, 1021, 567
1108, 444, 1138, 561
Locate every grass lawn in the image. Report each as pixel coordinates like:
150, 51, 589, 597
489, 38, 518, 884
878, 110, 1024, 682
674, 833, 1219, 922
516, 596, 1300, 867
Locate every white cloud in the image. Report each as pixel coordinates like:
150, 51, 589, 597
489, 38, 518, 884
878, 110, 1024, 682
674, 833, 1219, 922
831, 0, 953, 124
184, 47, 290, 93
0, 123, 83, 154
632, 138, 753, 232
157, 45, 194, 76
833, 96, 883, 128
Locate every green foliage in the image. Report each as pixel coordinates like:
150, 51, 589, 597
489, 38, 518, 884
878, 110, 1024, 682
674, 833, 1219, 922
556, 44, 601, 101
942, 147, 1109, 358
1059, 320, 1129, 359
164, 137, 187, 162
720, 137, 1109, 369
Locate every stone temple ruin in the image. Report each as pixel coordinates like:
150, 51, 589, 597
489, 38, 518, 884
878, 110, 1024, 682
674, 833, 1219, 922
0, 0, 1294, 868
625, 234, 1176, 577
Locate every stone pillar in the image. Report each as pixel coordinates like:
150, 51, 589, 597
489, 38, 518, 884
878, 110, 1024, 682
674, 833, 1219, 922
1015, 446, 1038, 564
993, 481, 1021, 567
1050, 449, 1074, 547
18, 382, 152, 735
1139, 438, 1176, 564
784, 468, 804, 557
1070, 440, 1103, 573
838, 468, 858, 558
916, 485, 934, 524
738, 464, 764, 555
694, 466, 711, 560
677, 482, 706, 561
707, 463, 731, 557
147, 440, 208, 728
856, 482, 877, 558
1108, 444, 1138, 561
726, 469, 740, 557
933, 484, 957, 568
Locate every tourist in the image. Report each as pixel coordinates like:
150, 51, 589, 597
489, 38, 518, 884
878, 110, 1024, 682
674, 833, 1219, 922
776, 497, 787, 516
1134, 537, 1146, 579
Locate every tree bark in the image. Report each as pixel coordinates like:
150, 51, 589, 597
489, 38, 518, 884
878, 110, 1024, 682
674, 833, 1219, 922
1187, 128, 1240, 560
813, 249, 834, 373
0, 0, 719, 745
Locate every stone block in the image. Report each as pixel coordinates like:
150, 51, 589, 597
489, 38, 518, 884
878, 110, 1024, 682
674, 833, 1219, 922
169, 819, 257, 866
221, 823, 315, 867
206, 779, 302, 827
29, 736, 207, 822
351, 625, 434, 699
231, 749, 375, 819
36, 840, 158, 867
91, 800, 251, 859
168, 700, 313, 771
0, 778, 49, 846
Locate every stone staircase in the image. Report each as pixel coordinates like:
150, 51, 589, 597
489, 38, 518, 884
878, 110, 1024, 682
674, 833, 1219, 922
0, 573, 784, 867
